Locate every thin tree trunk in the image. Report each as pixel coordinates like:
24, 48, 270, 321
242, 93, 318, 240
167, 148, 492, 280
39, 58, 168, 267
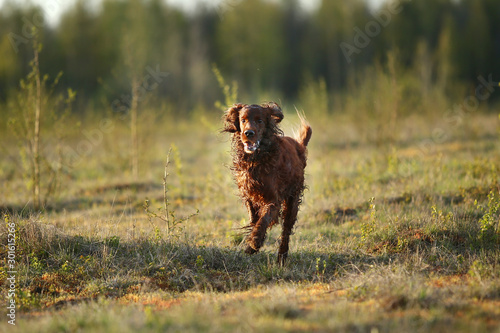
33, 41, 42, 210
130, 77, 139, 180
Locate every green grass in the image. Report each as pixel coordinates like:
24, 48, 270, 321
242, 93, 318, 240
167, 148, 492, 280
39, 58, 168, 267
1, 110, 500, 332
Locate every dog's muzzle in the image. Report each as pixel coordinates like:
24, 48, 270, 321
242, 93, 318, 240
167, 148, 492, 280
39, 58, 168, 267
244, 140, 260, 153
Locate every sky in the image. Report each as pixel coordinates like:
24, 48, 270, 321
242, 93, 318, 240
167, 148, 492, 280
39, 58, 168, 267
0, 0, 387, 26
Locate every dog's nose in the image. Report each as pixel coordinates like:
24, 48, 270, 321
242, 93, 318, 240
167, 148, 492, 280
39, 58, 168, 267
244, 130, 255, 138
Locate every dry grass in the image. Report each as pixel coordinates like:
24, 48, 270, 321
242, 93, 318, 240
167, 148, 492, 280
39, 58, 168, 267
1, 109, 500, 332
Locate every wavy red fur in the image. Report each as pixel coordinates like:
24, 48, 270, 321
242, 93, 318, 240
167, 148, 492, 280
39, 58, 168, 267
222, 102, 311, 265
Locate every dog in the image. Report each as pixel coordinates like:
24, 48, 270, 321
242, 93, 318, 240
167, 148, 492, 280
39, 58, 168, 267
222, 102, 311, 265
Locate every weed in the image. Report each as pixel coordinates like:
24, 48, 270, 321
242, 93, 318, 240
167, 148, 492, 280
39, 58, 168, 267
467, 258, 497, 281
431, 204, 454, 229
298, 76, 329, 117
29, 252, 45, 273
360, 197, 376, 246
169, 143, 184, 195
315, 257, 327, 282
386, 147, 399, 175
104, 236, 120, 248
1, 91, 500, 332
212, 63, 238, 111
475, 189, 500, 243
7, 35, 75, 210
195, 255, 205, 270
144, 147, 199, 237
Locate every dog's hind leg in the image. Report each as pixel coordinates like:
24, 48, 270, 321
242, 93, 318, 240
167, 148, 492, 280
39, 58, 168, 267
278, 195, 300, 266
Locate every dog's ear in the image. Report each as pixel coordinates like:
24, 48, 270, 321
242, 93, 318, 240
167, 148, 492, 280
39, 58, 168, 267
264, 102, 283, 124
223, 104, 244, 133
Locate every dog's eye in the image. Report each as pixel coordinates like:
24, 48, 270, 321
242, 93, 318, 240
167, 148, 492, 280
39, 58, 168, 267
257, 119, 263, 123
241, 119, 246, 123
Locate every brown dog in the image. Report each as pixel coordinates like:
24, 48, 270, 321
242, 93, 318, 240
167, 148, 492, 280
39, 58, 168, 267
223, 102, 312, 265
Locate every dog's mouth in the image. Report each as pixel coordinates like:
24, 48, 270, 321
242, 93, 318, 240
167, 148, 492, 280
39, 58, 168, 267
243, 140, 260, 154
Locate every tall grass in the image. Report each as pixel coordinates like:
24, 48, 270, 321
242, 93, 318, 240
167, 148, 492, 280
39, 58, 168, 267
1, 57, 500, 332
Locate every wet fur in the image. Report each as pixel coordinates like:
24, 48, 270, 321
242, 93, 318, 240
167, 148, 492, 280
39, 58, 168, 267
222, 102, 312, 265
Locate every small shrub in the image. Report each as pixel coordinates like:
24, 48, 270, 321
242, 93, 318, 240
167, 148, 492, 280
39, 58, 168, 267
475, 189, 500, 244
8, 36, 75, 210
144, 147, 199, 237
212, 63, 238, 111
360, 197, 376, 246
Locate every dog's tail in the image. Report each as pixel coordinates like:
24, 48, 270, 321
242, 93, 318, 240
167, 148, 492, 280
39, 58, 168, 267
295, 108, 312, 147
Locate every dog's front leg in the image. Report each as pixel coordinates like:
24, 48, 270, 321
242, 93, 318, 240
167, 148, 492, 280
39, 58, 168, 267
245, 200, 258, 227
245, 204, 277, 254
244, 201, 259, 254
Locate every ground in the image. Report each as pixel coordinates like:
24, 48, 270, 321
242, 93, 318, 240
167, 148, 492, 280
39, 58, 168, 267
0, 111, 499, 332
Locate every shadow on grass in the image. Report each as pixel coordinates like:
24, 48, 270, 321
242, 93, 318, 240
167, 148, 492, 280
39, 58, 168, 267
0, 180, 201, 216
2, 204, 498, 313
1, 216, 393, 309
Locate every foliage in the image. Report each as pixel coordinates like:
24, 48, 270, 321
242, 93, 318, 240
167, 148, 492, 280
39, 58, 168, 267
213, 63, 238, 111
1, 110, 500, 331
476, 189, 500, 243
360, 197, 376, 246
1, 0, 500, 331
7, 36, 75, 210
0, 0, 499, 112
144, 146, 199, 237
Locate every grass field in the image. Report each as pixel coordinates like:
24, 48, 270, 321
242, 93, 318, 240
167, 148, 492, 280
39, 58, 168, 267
1, 109, 500, 332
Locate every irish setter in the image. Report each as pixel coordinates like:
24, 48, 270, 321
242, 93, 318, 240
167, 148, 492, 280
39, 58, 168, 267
223, 102, 312, 265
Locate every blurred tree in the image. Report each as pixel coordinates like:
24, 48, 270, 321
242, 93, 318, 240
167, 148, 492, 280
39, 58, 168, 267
483, 0, 500, 81
186, 9, 218, 106
122, 0, 149, 179
216, 0, 286, 98
281, 0, 305, 97
58, 0, 102, 101
0, 0, 499, 113
435, 14, 455, 94
0, 4, 41, 102
315, 0, 366, 90
455, 0, 492, 81
94, 0, 128, 95
0, 31, 20, 102
8, 36, 75, 210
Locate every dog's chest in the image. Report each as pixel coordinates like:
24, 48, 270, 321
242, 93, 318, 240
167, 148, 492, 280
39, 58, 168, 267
235, 163, 274, 194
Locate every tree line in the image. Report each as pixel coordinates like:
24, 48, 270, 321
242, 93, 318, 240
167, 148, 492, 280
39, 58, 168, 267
1, 0, 499, 114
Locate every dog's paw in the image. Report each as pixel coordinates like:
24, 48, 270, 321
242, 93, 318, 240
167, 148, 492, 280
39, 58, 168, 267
277, 252, 288, 267
244, 245, 258, 255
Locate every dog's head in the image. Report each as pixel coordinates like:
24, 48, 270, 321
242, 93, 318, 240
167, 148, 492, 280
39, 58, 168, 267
223, 102, 283, 154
